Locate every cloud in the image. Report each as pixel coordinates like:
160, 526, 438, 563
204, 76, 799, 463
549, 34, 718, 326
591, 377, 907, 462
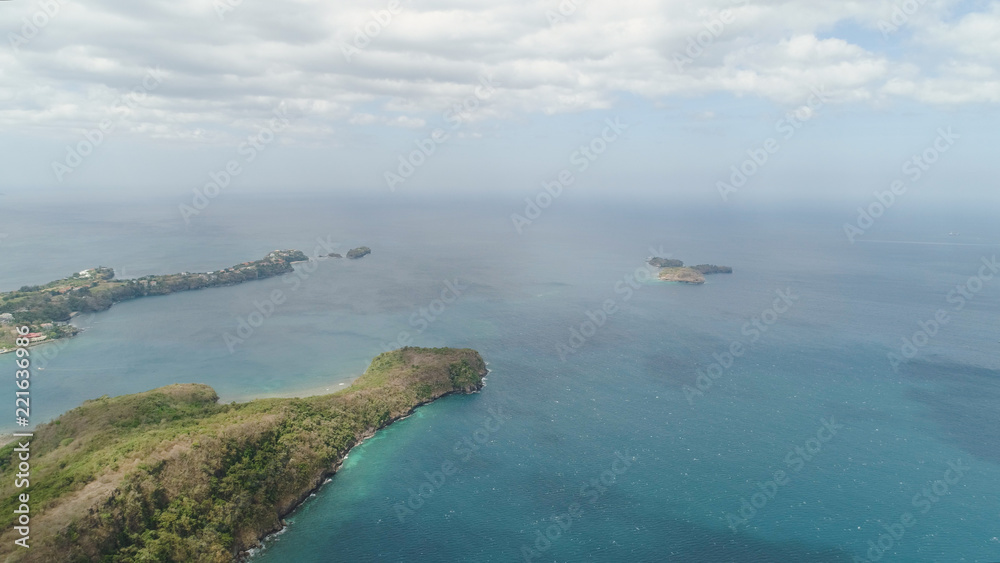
348, 112, 426, 128
3, 0, 999, 144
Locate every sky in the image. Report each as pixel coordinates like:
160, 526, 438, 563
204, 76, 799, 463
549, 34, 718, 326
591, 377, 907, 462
1, 0, 998, 207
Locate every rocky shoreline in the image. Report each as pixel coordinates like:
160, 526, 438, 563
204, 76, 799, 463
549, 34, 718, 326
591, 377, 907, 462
238, 373, 485, 561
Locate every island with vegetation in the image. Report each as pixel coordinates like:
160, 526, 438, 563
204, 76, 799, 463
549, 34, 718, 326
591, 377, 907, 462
0, 346, 487, 562
346, 246, 371, 259
691, 264, 733, 275
648, 257, 733, 284
648, 257, 683, 268
0, 250, 308, 352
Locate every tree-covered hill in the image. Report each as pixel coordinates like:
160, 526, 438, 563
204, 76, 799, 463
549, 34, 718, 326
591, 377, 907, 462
0, 347, 487, 562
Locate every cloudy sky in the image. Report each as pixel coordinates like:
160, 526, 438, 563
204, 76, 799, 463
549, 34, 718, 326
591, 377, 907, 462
2, 0, 998, 205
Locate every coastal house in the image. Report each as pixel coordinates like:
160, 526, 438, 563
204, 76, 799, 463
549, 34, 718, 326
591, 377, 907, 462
79, 270, 92, 278
26, 332, 47, 343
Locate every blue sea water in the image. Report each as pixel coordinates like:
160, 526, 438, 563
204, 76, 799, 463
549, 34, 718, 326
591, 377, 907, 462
1, 194, 998, 562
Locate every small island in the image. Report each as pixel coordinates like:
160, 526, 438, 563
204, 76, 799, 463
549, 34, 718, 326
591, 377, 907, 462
691, 264, 733, 275
649, 257, 732, 284
346, 246, 371, 259
648, 257, 683, 268
0, 250, 309, 352
327, 253, 343, 259
0, 347, 488, 561
657, 267, 707, 284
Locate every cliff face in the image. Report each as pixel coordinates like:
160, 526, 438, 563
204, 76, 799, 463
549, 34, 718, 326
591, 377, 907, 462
0, 347, 487, 562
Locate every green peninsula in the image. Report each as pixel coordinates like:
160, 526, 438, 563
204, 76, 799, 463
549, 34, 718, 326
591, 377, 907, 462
0, 250, 308, 352
648, 257, 733, 284
0, 347, 487, 562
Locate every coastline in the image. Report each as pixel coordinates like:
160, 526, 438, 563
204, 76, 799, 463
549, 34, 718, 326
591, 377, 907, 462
224, 378, 360, 404
238, 378, 487, 561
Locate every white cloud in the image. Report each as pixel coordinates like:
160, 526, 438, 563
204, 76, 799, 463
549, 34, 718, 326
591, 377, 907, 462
3, 0, 999, 143
348, 112, 426, 128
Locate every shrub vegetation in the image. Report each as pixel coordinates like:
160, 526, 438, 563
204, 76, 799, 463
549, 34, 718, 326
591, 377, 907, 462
0, 347, 486, 562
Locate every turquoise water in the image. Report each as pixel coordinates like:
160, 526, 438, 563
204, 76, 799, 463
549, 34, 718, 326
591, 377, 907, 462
1, 195, 998, 561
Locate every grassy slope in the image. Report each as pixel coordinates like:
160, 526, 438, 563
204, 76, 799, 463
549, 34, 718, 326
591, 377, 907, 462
0, 347, 486, 562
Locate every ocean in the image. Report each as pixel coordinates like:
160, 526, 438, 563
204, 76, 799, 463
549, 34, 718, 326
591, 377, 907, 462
1, 194, 998, 562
